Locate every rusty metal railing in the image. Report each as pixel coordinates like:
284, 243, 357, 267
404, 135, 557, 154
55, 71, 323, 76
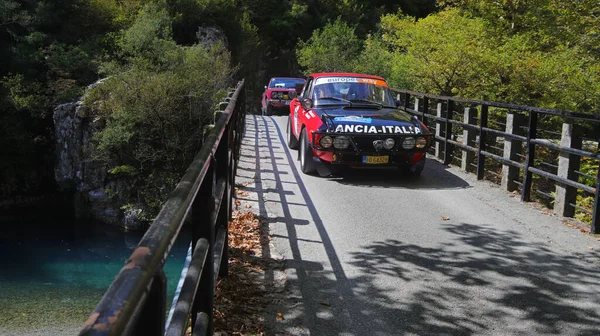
80, 79, 246, 336
393, 88, 600, 234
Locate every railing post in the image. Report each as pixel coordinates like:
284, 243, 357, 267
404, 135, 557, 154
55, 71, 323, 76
134, 271, 167, 336
461, 106, 476, 172
443, 100, 454, 165
435, 102, 444, 160
413, 97, 422, 121
521, 112, 538, 202
501, 112, 525, 192
592, 167, 600, 234
191, 161, 215, 335
477, 105, 488, 180
404, 92, 411, 111
216, 121, 230, 279
422, 97, 429, 126
554, 123, 582, 217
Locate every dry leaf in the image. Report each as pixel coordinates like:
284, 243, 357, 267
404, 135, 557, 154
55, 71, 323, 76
441, 216, 450, 221
276, 312, 284, 321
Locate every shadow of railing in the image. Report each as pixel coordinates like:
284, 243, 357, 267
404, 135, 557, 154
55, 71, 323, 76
236, 114, 600, 335
347, 223, 600, 335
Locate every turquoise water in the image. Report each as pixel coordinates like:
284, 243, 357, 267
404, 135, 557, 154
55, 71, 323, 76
0, 220, 189, 334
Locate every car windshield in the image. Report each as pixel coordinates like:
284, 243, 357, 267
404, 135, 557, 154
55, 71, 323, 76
312, 77, 395, 107
269, 78, 305, 89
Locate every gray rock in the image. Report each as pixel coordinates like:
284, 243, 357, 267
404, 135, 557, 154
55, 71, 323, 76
53, 79, 144, 230
196, 26, 228, 49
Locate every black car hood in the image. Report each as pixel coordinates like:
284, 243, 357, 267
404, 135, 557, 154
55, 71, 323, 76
315, 106, 430, 136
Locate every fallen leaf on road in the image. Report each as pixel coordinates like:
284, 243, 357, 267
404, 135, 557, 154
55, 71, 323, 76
441, 216, 450, 221
276, 312, 284, 321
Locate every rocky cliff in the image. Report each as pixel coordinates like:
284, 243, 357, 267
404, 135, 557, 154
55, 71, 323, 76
53, 27, 228, 231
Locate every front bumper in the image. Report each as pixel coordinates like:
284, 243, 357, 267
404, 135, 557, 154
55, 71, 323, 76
324, 152, 425, 165
310, 132, 430, 166
267, 99, 292, 108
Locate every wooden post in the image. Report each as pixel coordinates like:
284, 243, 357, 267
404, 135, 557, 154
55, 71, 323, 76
443, 100, 454, 165
501, 112, 525, 192
522, 112, 538, 202
435, 102, 444, 160
592, 167, 600, 234
554, 123, 582, 217
461, 107, 476, 172
413, 98, 421, 121
477, 105, 488, 180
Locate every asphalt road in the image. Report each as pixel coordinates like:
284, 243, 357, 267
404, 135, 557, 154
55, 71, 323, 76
235, 114, 600, 336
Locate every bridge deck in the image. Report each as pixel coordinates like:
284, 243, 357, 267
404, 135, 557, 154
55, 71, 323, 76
236, 114, 600, 335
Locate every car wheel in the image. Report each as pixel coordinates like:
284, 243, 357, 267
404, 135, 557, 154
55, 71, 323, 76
287, 117, 299, 149
299, 128, 316, 175
400, 156, 425, 177
266, 104, 273, 116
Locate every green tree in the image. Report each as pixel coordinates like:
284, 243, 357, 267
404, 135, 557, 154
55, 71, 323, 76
296, 18, 362, 74
381, 9, 490, 96
86, 2, 234, 220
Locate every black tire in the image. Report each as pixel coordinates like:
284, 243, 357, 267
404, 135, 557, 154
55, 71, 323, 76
299, 128, 317, 175
266, 104, 273, 116
411, 163, 424, 177
400, 156, 426, 177
287, 117, 299, 149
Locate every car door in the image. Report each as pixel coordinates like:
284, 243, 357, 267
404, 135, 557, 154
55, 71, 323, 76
290, 76, 314, 139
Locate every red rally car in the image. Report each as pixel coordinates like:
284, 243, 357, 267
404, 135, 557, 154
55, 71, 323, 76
261, 77, 306, 115
286, 73, 432, 176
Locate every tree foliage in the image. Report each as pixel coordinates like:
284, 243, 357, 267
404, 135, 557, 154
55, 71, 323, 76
370, 6, 600, 112
296, 18, 362, 74
84, 2, 234, 219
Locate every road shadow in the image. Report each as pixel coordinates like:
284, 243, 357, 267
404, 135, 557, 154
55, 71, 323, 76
327, 159, 472, 190
235, 115, 600, 335
346, 223, 600, 335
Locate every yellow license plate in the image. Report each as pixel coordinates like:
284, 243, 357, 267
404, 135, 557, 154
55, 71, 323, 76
363, 156, 389, 164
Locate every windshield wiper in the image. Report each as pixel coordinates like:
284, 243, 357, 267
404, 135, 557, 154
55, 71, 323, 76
318, 96, 352, 105
349, 99, 383, 108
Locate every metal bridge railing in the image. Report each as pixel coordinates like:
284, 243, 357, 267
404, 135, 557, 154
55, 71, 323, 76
80, 79, 246, 336
392, 88, 600, 234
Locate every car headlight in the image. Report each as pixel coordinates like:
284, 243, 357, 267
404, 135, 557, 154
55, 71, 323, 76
402, 137, 415, 149
271, 92, 281, 99
416, 137, 427, 148
320, 136, 333, 148
333, 136, 350, 149
383, 138, 395, 149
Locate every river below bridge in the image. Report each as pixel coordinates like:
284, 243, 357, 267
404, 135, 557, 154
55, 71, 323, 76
0, 219, 188, 336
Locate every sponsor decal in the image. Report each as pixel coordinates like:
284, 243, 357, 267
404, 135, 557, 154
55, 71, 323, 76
315, 77, 388, 87
333, 124, 422, 134
294, 105, 300, 135
333, 116, 372, 123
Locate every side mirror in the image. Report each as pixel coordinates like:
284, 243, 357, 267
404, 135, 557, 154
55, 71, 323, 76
301, 98, 313, 110
295, 82, 305, 93
395, 99, 402, 108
